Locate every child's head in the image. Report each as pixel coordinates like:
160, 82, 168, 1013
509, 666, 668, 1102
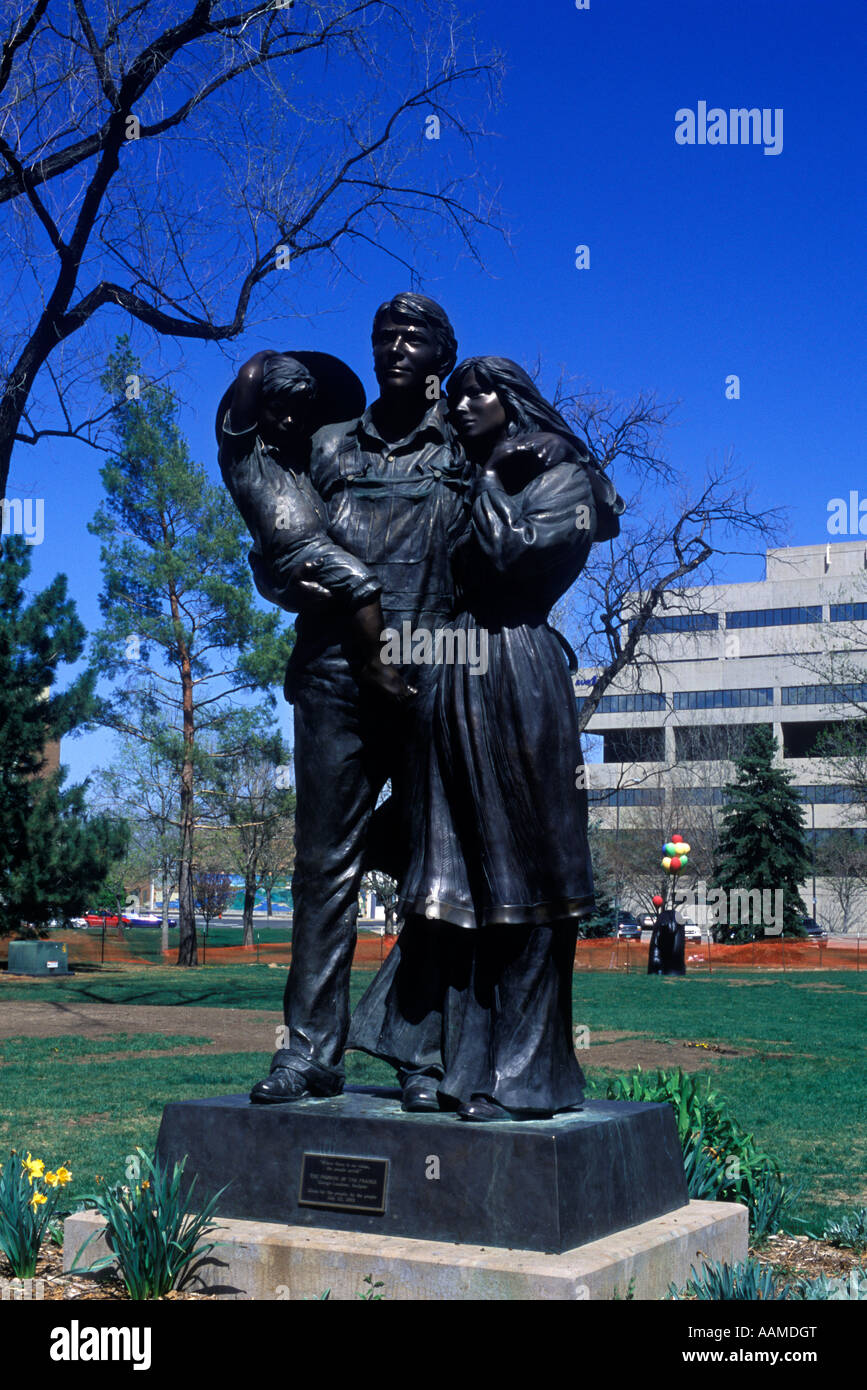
259, 355, 317, 444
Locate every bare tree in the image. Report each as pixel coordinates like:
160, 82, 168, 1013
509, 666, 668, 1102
89, 728, 181, 950
543, 376, 786, 726
0, 0, 502, 500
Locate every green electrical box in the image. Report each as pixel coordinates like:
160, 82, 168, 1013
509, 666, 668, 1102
7, 940, 70, 976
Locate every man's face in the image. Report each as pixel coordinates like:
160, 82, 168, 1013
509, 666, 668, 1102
373, 313, 441, 398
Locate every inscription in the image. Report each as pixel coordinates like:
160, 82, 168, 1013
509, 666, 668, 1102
299, 1153, 388, 1214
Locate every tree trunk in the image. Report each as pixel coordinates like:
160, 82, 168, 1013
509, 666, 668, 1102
242, 876, 256, 947
174, 622, 197, 965
161, 872, 170, 955
266, 883, 273, 917
175, 749, 197, 965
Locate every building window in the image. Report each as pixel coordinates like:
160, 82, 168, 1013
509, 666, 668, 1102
830, 603, 867, 622
677, 787, 726, 805
632, 613, 719, 635
781, 683, 867, 706
673, 688, 774, 710
726, 606, 822, 629
595, 693, 667, 713
587, 788, 664, 807
674, 723, 772, 761
791, 785, 860, 804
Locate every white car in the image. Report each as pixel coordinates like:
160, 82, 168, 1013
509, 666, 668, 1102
682, 921, 702, 942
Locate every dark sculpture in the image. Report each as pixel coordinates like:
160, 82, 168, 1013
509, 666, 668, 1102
647, 909, 686, 976
217, 303, 623, 1119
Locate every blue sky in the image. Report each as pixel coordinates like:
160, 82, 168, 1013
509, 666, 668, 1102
7, 0, 865, 785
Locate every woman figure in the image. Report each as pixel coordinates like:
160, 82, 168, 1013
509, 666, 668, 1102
348, 358, 622, 1120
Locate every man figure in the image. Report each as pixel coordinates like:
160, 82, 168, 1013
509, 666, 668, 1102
243, 293, 467, 1106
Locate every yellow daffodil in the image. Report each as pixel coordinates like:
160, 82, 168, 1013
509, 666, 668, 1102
29, 1191, 48, 1209
55, 1167, 71, 1184
44, 1171, 59, 1187
23, 1153, 45, 1185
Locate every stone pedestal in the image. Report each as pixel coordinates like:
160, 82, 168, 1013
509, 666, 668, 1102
63, 1202, 748, 1300
154, 1087, 688, 1255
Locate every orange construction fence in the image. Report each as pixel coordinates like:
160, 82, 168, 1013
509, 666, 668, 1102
1, 931, 863, 972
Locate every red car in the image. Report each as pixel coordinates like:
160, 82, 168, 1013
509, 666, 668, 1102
82, 912, 130, 928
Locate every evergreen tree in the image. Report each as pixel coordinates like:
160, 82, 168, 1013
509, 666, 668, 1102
0, 537, 127, 934
711, 726, 810, 940
578, 882, 617, 938
89, 342, 293, 965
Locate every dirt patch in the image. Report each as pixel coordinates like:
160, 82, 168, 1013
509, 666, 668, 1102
585, 1033, 756, 1073
0, 1242, 219, 1301
0, 1002, 279, 1054
752, 1234, 866, 1282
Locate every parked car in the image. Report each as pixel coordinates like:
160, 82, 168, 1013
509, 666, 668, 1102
83, 912, 130, 928
617, 912, 642, 942
802, 916, 828, 940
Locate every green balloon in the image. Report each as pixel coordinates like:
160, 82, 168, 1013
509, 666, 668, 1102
679, 854, 689, 868
665, 841, 676, 855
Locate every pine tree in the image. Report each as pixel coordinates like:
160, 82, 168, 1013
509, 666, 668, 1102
89, 342, 293, 965
578, 882, 617, 938
0, 537, 127, 934
711, 726, 810, 940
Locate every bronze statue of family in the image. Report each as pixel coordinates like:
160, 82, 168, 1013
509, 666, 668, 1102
217, 292, 623, 1122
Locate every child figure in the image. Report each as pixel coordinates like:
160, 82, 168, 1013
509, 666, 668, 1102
218, 350, 415, 703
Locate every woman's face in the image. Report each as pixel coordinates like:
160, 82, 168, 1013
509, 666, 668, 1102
449, 370, 508, 448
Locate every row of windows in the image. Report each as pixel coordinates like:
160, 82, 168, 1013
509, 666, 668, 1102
588, 785, 858, 807
594, 693, 667, 713
726, 606, 822, 629
641, 613, 719, 634
582, 684, 867, 712
830, 604, 867, 622
628, 604, 867, 636
781, 684, 867, 706
586, 788, 664, 807
673, 688, 774, 710
791, 785, 861, 804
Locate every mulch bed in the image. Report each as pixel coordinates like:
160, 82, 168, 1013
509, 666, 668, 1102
1, 1241, 219, 1300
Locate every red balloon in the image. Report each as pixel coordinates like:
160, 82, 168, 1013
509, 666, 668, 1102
670, 856, 682, 871
652, 895, 664, 907
671, 832, 682, 842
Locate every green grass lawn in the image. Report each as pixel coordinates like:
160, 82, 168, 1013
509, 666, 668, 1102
0, 966, 864, 1233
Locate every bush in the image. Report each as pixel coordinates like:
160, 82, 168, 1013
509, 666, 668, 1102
823, 1208, 867, 1252
670, 1258, 792, 1301
72, 1148, 228, 1300
793, 1269, 867, 1300
601, 1068, 797, 1238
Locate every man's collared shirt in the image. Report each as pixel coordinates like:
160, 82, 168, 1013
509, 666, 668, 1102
307, 399, 469, 634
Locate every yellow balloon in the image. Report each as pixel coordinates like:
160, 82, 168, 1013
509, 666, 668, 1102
681, 843, 691, 855
662, 856, 672, 870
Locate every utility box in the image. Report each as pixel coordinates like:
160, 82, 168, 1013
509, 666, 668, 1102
7, 940, 69, 976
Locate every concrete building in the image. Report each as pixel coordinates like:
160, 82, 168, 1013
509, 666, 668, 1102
579, 542, 867, 931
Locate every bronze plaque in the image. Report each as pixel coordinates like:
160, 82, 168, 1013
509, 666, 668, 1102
298, 1152, 389, 1213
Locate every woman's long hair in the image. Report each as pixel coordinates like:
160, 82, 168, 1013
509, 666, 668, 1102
447, 356, 588, 456
447, 356, 624, 539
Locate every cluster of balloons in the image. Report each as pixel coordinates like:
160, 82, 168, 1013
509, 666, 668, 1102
661, 832, 691, 874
